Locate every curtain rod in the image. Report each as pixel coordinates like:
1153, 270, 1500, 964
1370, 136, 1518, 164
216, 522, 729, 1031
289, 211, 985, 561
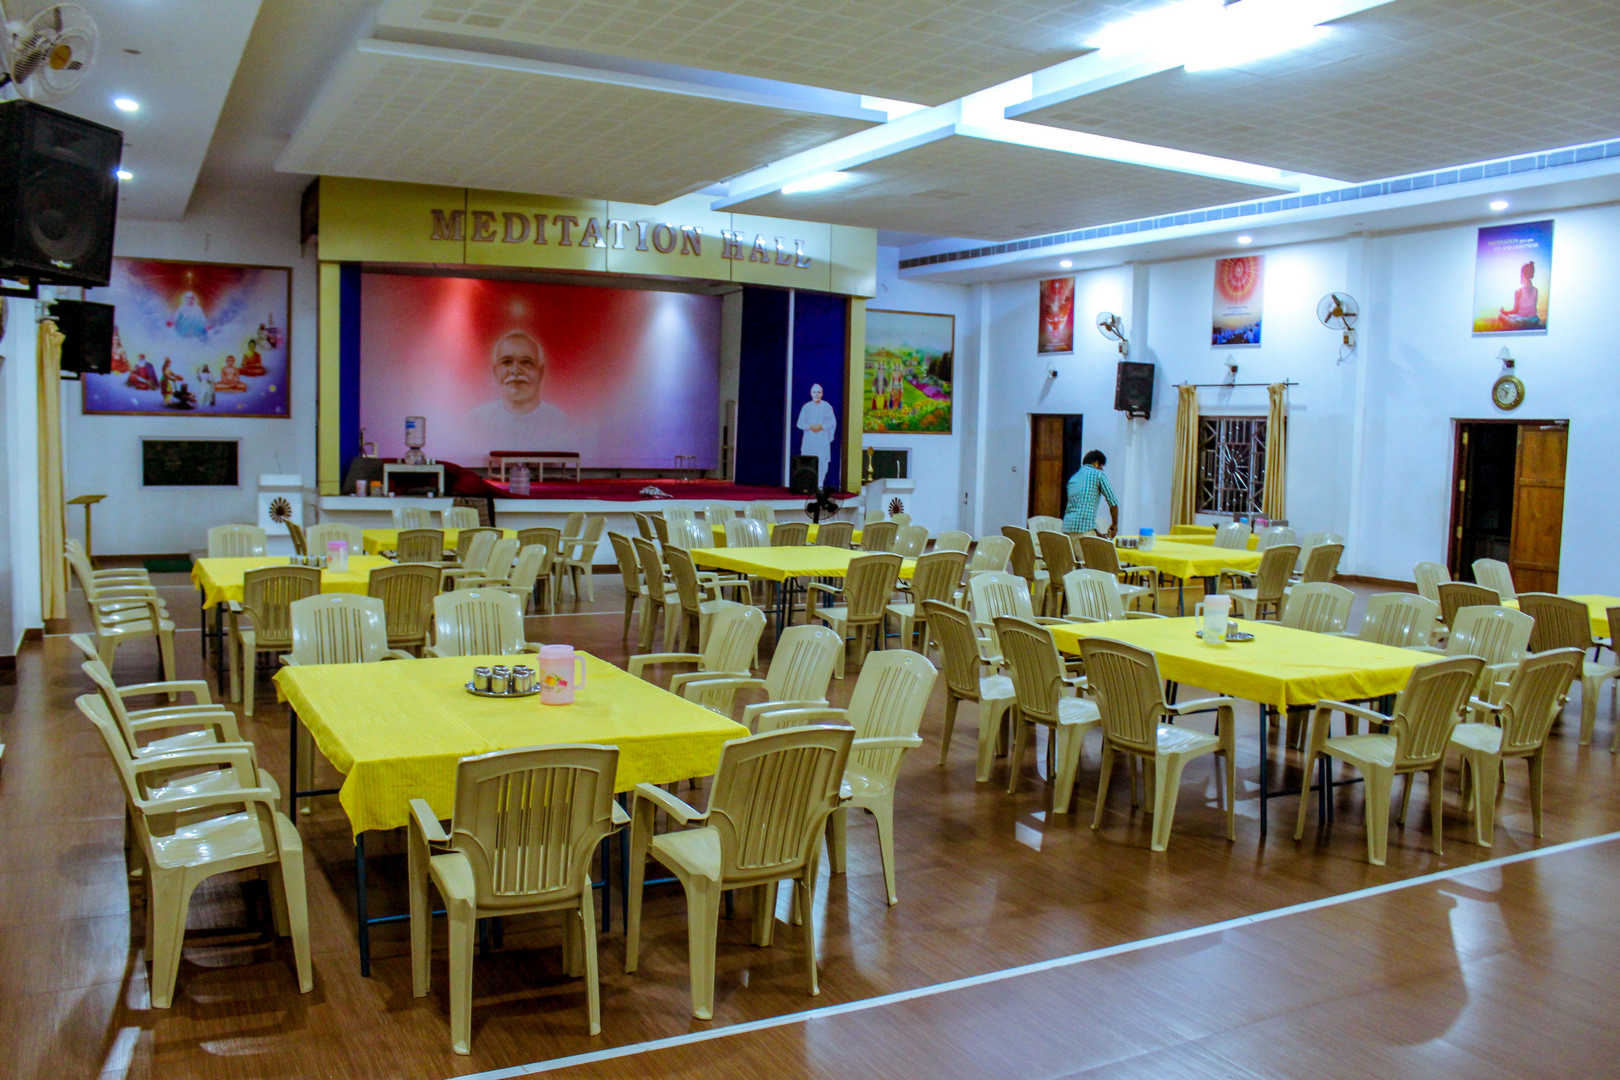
1175, 380, 1300, 389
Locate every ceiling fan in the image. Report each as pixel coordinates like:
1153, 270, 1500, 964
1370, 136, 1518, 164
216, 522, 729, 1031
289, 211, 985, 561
1095, 311, 1129, 357
1316, 291, 1358, 361
0, 2, 98, 103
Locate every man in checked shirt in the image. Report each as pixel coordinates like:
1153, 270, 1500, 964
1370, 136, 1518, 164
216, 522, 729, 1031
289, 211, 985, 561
1062, 449, 1120, 538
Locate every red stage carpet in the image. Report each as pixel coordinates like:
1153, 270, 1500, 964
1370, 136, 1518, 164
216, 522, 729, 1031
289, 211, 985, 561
426, 461, 852, 502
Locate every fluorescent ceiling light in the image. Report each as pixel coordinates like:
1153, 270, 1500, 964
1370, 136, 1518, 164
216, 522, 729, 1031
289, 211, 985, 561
780, 171, 855, 195
1059, 259, 1074, 268
1489, 199, 1510, 212
115, 169, 133, 181
1236, 234, 1253, 245
113, 97, 140, 113
1093, 0, 1333, 75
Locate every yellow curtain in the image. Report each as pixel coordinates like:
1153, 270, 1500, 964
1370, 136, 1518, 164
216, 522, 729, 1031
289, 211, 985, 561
37, 317, 67, 622
1169, 384, 1200, 526
1262, 382, 1288, 520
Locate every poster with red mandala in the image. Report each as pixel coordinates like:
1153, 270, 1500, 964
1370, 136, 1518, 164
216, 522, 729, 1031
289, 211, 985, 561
1211, 255, 1263, 347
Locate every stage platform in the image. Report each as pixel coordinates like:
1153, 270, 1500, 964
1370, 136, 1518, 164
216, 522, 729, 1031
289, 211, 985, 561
317, 478, 859, 566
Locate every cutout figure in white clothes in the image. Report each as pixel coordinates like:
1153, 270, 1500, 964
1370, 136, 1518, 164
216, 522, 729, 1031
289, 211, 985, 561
796, 383, 837, 488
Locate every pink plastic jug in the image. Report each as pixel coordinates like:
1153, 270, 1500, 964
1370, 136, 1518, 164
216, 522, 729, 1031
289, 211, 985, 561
538, 644, 586, 705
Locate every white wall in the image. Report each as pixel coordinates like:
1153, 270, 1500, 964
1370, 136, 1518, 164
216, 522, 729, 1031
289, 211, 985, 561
60, 184, 319, 555
1, 297, 41, 653
866, 246, 977, 533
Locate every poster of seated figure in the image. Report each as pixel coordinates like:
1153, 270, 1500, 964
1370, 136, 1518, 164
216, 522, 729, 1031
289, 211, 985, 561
359, 273, 721, 469
81, 258, 291, 416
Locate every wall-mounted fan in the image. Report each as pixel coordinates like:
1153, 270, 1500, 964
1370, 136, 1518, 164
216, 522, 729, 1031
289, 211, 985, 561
1316, 291, 1358, 361
1095, 311, 1129, 357
1, 2, 98, 102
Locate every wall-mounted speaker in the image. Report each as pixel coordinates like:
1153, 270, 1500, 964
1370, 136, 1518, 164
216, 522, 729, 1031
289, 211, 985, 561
50, 298, 114, 375
1114, 360, 1155, 420
788, 454, 819, 494
0, 101, 123, 288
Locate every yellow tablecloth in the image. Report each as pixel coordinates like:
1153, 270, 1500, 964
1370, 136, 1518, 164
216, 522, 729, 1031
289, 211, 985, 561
1168, 524, 1217, 536
1505, 595, 1616, 640
1160, 533, 1261, 550
362, 527, 517, 555
1115, 539, 1263, 580
190, 555, 397, 608
274, 652, 748, 836
1050, 617, 1426, 711
691, 545, 915, 583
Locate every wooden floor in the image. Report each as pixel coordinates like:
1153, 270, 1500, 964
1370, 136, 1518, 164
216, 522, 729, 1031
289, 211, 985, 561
4, 571, 1619, 1080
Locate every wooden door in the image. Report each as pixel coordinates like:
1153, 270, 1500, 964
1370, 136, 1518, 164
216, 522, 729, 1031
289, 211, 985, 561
1028, 415, 1066, 518
1507, 424, 1567, 592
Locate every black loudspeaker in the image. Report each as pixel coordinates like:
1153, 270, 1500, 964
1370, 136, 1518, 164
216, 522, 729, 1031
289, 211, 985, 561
51, 298, 114, 374
1114, 360, 1155, 419
0, 101, 123, 288
788, 455, 819, 494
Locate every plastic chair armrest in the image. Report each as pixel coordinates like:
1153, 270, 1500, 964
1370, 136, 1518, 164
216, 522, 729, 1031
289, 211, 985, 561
1034, 616, 1069, 626
1313, 699, 1391, 727
408, 797, 450, 845
1408, 645, 1446, 655
135, 784, 280, 818
851, 735, 924, 752
679, 675, 767, 696
628, 652, 700, 678
754, 706, 849, 731
633, 783, 706, 825
1166, 696, 1238, 716
670, 667, 749, 694
116, 679, 212, 704
1467, 696, 1504, 716
130, 709, 243, 742
382, 650, 416, 661
611, 802, 631, 828
130, 742, 258, 777
806, 582, 843, 597
521, 642, 543, 653
1125, 611, 1167, 620
421, 645, 446, 658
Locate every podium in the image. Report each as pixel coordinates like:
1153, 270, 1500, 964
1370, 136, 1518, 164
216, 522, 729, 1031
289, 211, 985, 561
257, 474, 305, 556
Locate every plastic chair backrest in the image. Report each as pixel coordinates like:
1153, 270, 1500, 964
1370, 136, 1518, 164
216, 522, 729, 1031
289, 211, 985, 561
562, 511, 586, 537
840, 554, 902, 621
969, 571, 1035, 624
458, 532, 497, 575
632, 537, 665, 596
1445, 605, 1532, 664
456, 527, 500, 562
1413, 561, 1450, 606
1076, 534, 1123, 576
698, 602, 766, 673
1517, 592, 1595, 651
907, 550, 967, 608
481, 538, 520, 578
1299, 543, 1343, 583
1472, 558, 1517, 601
1256, 526, 1297, 551
307, 523, 364, 557
1000, 526, 1038, 585
861, 520, 898, 552
761, 624, 841, 701
241, 566, 323, 648
1251, 546, 1301, 603
631, 512, 656, 540
890, 513, 912, 527
771, 521, 809, 547
1294, 531, 1328, 572
1386, 655, 1485, 768
1027, 515, 1063, 534
1358, 593, 1441, 647
921, 601, 983, 697
519, 528, 561, 572
746, 504, 777, 527
893, 524, 929, 558
1036, 530, 1076, 582
394, 506, 433, 530
705, 504, 734, 530
725, 518, 768, 548
368, 563, 442, 645
843, 650, 936, 780
1495, 648, 1584, 754
704, 726, 853, 885
1437, 581, 1499, 629
1280, 582, 1353, 633
1062, 568, 1127, 622
79, 659, 159, 756
1076, 637, 1169, 755
286, 593, 390, 664
431, 589, 527, 656
397, 529, 446, 564
609, 532, 641, 597
650, 514, 670, 544
447, 744, 620, 909
285, 521, 307, 556
506, 544, 547, 593
815, 521, 854, 549
208, 524, 268, 557
993, 615, 1067, 726
442, 506, 479, 530
663, 508, 697, 537
670, 518, 709, 549
934, 530, 971, 553
580, 515, 606, 544
664, 546, 704, 616
1213, 522, 1250, 549
968, 536, 1012, 572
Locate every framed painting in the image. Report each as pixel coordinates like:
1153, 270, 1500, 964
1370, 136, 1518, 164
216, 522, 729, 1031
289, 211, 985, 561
863, 308, 953, 434
1211, 255, 1263, 347
81, 257, 291, 417
1037, 276, 1074, 353
1472, 219, 1552, 335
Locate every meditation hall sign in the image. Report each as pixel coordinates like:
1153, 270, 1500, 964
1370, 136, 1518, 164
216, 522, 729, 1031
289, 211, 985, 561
429, 208, 815, 269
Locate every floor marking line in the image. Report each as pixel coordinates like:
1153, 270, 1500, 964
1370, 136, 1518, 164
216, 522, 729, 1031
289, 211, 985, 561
445, 829, 1620, 1079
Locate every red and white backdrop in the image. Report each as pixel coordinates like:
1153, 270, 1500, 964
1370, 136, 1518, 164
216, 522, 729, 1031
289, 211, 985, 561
359, 273, 721, 468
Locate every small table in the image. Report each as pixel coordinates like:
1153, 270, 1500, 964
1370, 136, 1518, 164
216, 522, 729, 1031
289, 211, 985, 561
488, 451, 581, 482
691, 545, 915, 632
1050, 617, 1426, 834
68, 494, 106, 562
1115, 540, 1264, 614
382, 463, 445, 495
273, 651, 747, 974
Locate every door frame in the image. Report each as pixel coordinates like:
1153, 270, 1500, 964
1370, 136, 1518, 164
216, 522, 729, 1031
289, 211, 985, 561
1447, 417, 1567, 578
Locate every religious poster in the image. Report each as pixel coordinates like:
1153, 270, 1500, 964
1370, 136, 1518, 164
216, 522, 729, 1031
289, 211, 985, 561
863, 309, 953, 434
1473, 219, 1553, 334
359, 273, 721, 468
1211, 255, 1264, 347
1037, 276, 1075, 354
81, 259, 291, 416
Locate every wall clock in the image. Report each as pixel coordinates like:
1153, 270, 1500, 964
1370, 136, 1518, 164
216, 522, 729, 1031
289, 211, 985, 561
1492, 373, 1525, 411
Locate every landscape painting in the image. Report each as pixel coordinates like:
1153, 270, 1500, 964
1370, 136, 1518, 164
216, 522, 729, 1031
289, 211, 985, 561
863, 308, 953, 434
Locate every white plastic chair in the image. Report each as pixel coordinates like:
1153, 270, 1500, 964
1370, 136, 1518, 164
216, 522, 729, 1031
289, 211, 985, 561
423, 590, 540, 657
678, 623, 842, 729
207, 523, 268, 557
1472, 558, 1517, 601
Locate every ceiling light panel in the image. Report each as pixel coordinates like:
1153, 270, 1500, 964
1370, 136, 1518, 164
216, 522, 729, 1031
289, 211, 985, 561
1020, 0, 1620, 182
727, 133, 1277, 241
379, 0, 1167, 104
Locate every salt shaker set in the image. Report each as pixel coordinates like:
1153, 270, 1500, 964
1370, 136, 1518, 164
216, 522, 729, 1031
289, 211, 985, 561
472, 664, 535, 694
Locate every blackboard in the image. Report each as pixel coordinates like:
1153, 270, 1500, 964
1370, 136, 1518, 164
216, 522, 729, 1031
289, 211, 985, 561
141, 439, 239, 487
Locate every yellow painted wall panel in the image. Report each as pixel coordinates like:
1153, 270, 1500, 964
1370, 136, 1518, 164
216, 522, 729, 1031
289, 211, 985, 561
726, 215, 831, 291
319, 178, 466, 264
829, 225, 878, 298
605, 194, 732, 280
464, 190, 607, 272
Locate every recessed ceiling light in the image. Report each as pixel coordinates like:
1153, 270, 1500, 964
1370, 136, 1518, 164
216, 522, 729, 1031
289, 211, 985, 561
113, 97, 140, 113
115, 169, 133, 181
1059, 259, 1073, 269
780, 171, 854, 195
1489, 199, 1510, 212
1236, 234, 1253, 245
